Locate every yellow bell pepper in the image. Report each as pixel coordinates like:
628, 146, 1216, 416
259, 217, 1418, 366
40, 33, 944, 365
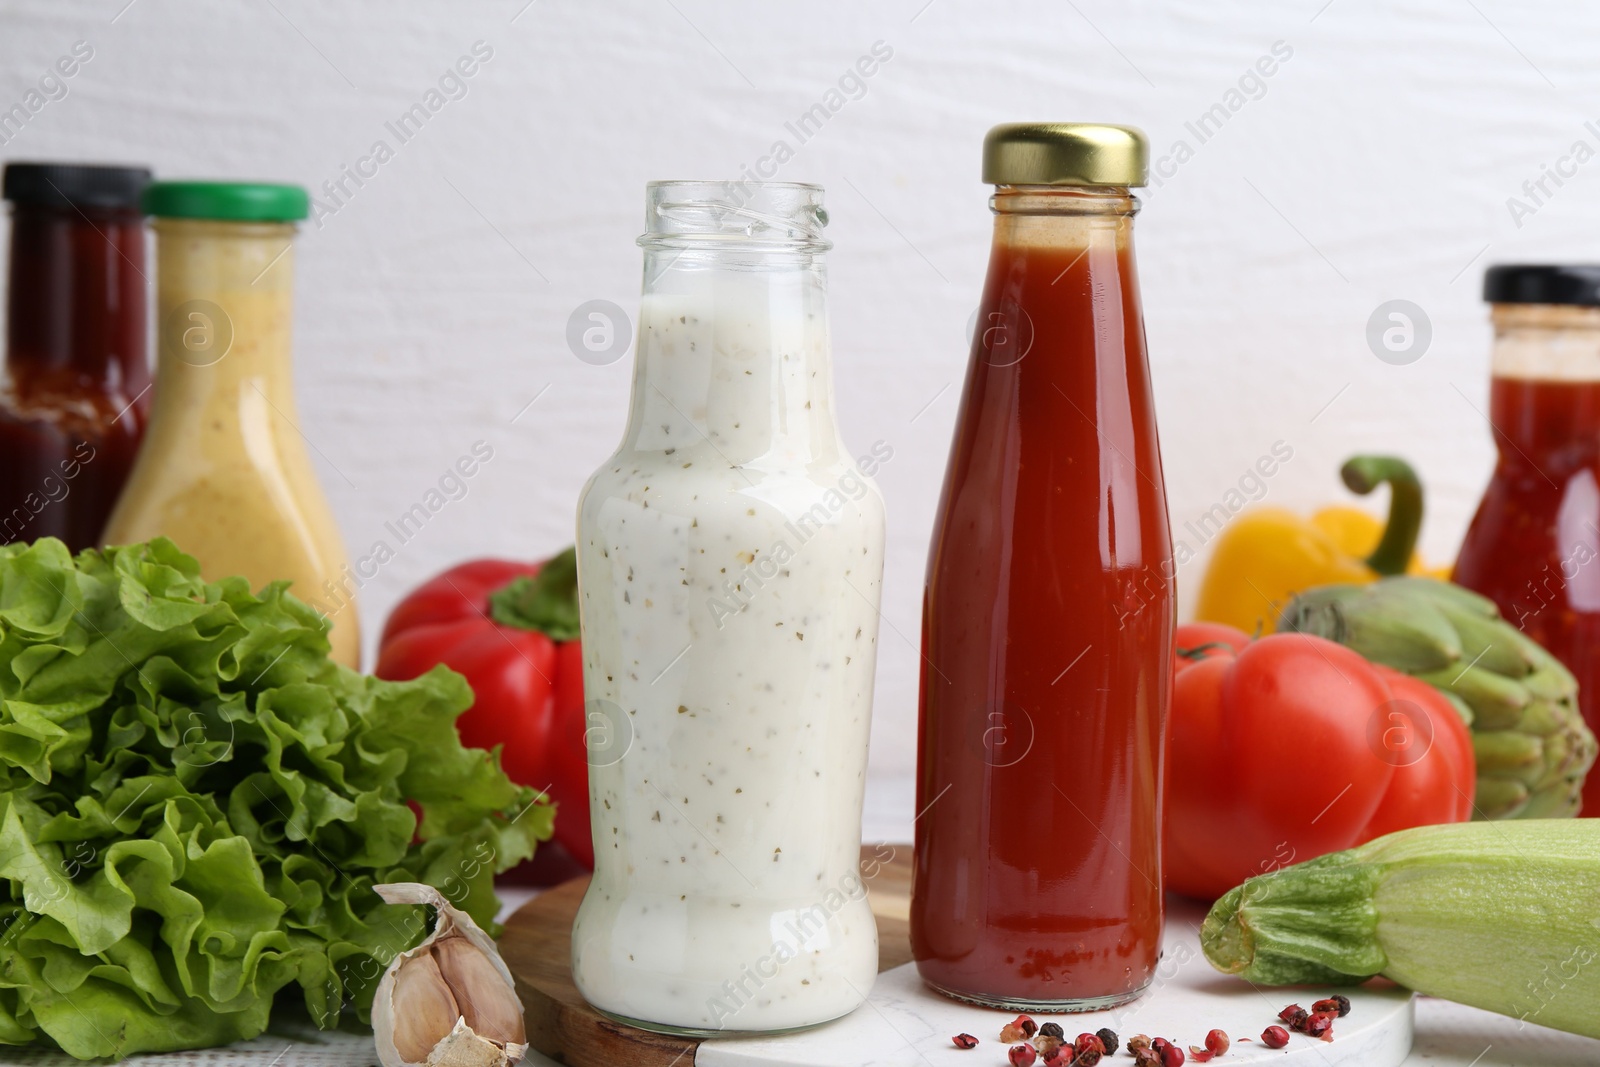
1311, 508, 1452, 580
1194, 455, 1440, 634
1309, 507, 1392, 557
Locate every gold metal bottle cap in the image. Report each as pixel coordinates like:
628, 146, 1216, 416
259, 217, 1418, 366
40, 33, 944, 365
982, 123, 1149, 187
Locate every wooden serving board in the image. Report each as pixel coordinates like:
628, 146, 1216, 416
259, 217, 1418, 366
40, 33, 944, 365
499, 845, 914, 1067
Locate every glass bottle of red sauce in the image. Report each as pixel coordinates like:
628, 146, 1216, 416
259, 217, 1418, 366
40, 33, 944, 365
1454, 265, 1600, 818
913, 124, 1172, 1011
0, 162, 151, 551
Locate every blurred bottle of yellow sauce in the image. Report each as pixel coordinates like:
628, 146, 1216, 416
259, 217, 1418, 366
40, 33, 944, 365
102, 182, 359, 667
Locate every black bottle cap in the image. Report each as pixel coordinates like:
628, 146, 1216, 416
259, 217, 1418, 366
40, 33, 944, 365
1483, 264, 1600, 307
3, 162, 152, 211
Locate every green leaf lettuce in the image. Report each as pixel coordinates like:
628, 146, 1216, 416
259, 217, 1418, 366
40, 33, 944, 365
0, 538, 553, 1058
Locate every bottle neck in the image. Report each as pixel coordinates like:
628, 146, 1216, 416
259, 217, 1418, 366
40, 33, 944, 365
5, 203, 149, 391
972, 185, 1142, 374
149, 218, 299, 415
989, 184, 1138, 250
1490, 304, 1600, 381
623, 246, 839, 466
992, 184, 1139, 213
1487, 304, 1600, 467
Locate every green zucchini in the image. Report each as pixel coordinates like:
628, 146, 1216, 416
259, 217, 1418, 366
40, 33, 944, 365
1200, 821, 1600, 1039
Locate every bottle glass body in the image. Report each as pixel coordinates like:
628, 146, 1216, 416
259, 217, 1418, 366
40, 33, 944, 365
572, 182, 886, 1036
0, 202, 149, 550
912, 186, 1172, 1010
101, 218, 359, 667
1455, 302, 1600, 815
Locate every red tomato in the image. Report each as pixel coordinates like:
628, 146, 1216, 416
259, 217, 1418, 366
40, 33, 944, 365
1164, 655, 1242, 896
1164, 630, 1479, 899
1356, 668, 1477, 841
1172, 622, 1251, 674
1225, 636, 1398, 852
1164, 632, 1406, 899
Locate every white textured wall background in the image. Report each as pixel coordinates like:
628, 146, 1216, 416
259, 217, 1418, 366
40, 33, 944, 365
2, 0, 1595, 780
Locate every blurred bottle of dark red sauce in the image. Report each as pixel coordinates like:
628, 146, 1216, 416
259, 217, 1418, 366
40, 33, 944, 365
1454, 265, 1600, 817
1, 162, 151, 551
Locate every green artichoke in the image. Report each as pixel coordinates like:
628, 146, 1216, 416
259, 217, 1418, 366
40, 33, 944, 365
1280, 576, 1598, 820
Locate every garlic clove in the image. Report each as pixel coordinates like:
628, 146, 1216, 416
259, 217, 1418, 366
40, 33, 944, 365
371, 883, 528, 1067
432, 934, 527, 1046
389, 951, 464, 1064
425, 1017, 515, 1067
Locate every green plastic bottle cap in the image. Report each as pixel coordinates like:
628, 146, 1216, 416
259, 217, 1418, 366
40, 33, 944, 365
142, 181, 308, 222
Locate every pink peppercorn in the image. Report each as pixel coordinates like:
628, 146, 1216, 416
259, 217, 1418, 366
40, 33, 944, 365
1008, 1044, 1037, 1067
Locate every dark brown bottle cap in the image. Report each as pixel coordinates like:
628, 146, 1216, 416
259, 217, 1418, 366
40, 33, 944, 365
1483, 264, 1600, 307
3, 162, 152, 210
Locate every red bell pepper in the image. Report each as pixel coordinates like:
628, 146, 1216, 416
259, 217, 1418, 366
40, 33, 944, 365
376, 548, 592, 867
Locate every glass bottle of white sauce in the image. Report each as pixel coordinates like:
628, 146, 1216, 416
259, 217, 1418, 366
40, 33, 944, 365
572, 181, 886, 1037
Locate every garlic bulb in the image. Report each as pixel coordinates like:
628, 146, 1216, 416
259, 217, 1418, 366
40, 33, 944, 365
371, 882, 528, 1067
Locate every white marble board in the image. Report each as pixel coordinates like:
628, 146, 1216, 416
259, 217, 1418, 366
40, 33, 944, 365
698, 909, 1414, 1067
